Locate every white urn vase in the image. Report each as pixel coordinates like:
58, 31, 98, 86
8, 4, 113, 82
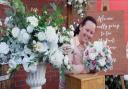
26, 63, 47, 89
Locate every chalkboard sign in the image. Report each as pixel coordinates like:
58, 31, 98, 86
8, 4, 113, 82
87, 11, 128, 75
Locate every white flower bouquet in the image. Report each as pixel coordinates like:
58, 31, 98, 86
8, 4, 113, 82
67, 0, 88, 17
0, 0, 72, 76
83, 40, 113, 73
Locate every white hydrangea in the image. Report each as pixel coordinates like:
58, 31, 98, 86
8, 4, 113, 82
37, 32, 46, 41
49, 42, 58, 51
24, 46, 32, 54
49, 49, 64, 68
8, 59, 17, 69
11, 27, 20, 38
27, 25, 34, 33
45, 26, 58, 43
27, 16, 38, 27
0, 42, 9, 54
18, 29, 30, 44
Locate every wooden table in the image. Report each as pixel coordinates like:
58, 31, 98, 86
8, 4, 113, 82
65, 74, 105, 89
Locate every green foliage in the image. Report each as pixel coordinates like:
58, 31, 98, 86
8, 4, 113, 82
12, 12, 27, 29
125, 81, 128, 89
10, 0, 25, 14
8, 65, 20, 78
105, 75, 122, 89
38, 3, 64, 31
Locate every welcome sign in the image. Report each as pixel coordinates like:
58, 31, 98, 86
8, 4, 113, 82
87, 11, 128, 75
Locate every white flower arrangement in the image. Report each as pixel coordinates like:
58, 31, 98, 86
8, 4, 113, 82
83, 40, 114, 73
0, 0, 72, 76
67, 0, 88, 17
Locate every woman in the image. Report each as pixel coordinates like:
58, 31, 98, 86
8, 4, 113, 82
59, 16, 97, 89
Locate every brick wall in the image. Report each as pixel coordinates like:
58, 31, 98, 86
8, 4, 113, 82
0, 0, 128, 89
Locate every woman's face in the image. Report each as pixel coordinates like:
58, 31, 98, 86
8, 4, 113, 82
79, 20, 96, 44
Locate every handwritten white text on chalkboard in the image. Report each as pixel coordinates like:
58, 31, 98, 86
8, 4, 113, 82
97, 23, 120, 30
97, 15, 113, 23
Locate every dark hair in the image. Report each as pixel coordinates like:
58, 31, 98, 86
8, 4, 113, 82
74, 16, 97, 36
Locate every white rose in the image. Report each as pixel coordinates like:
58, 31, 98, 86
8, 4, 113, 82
11, 27, 20, 38
98, 58, 106, 67
89, 52, 97, 60
0, 42, 9, 54
37, 32, 46, 41
27, 25, 34, 33
33, 42, 48, 53
45, 26, 58, 43
27, 16, 38, 27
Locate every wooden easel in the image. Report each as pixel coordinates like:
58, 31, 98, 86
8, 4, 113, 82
101, 0, 126, 89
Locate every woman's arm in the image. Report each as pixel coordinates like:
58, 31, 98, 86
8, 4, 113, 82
71, 64, 86, 74
67, 52, 87, 74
